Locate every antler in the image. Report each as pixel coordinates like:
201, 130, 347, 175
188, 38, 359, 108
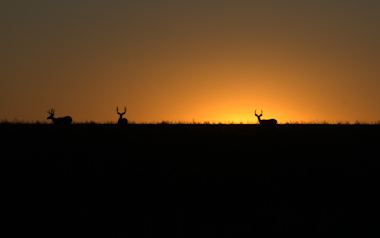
255, 109, 262, 117
47, 108, 55, 115
117, 107, 126, 115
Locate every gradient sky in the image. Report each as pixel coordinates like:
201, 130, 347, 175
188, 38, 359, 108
1, 0, 379, 123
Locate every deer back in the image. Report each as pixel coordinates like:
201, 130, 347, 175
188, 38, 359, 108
53, 116, 73, 125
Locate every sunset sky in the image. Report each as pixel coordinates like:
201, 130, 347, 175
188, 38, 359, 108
1, 0, 379, 123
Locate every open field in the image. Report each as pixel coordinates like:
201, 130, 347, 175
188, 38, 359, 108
2, 124, 380, 236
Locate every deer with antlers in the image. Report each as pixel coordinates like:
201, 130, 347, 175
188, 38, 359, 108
255, 110, 277, 126
117, 107, 128, 125
47, 109, 72, 125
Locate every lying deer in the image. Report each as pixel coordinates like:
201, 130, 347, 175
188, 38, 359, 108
47, 109, 72, 125
117, 107, 128, 125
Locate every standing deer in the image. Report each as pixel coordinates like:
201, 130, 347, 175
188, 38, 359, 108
255, 110, 277, 126
117, 107, 128, 125
47, 109, 72, 125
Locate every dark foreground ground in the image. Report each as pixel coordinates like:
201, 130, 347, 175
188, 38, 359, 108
1, 124, 380, 236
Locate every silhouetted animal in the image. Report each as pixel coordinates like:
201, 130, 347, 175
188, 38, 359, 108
117, 107, 128, 125
255, 109, 277, 126
47, 109, 72, 125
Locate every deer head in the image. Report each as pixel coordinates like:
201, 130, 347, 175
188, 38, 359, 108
47, 108, 55, 120
255, 109, 263, 120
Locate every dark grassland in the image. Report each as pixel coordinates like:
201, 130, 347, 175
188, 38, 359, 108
1, 124, 380, 236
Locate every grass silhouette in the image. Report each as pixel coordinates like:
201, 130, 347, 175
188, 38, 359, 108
1, 121, 380, 236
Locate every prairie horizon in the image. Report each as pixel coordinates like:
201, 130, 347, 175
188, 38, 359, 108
2, 118, 380, 125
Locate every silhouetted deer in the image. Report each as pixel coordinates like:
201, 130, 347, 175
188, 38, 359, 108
117, 107, 128, 125
255, 110, 277, 126
47, 109, 72, 125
